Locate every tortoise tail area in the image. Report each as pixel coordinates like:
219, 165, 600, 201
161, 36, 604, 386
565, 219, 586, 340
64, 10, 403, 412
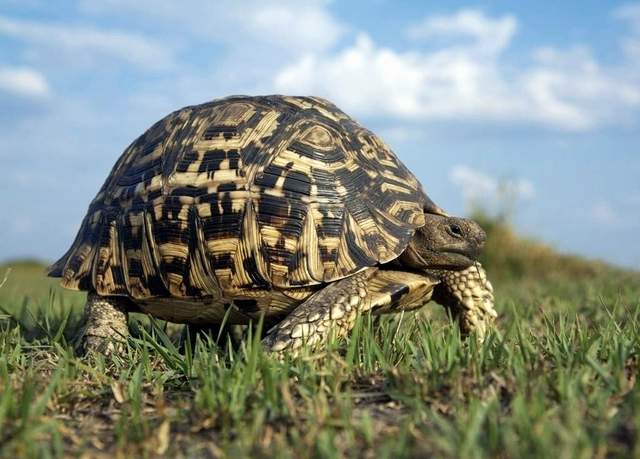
47, 209, 144, 296
47, 213, 99, 289
47, 249, 73, 278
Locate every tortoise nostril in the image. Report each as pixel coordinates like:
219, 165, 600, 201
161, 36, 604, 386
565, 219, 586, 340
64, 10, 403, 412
477, 229, 487, 245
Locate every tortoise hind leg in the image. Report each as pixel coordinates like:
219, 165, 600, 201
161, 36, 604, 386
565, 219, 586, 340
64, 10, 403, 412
262, 268, 438, 355
81, 293, 129, 354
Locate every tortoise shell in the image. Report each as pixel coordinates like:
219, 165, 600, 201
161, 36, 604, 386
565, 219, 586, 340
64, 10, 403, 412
49, 96, 440, 300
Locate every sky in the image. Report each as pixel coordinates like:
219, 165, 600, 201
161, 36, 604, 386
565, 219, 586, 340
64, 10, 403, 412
0, 0, 639, 269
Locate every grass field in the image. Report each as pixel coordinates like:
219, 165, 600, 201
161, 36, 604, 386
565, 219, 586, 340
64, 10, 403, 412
1, 219, 639, 458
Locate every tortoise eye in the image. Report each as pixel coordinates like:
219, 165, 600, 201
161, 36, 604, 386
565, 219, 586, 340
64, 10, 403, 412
449, 224, 463, 237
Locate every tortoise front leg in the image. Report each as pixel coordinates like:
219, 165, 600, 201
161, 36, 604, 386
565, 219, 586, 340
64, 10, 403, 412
81, 293, 129, 354
262, 269, 375, 354
263, 269, 438, 355
432, 262, 497, 341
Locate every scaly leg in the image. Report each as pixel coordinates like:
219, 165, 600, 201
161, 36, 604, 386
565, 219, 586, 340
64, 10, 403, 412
432, 262, 497, 342
263, 268, 439, 355
82, 293, 129, 354
262, 269, 375, 354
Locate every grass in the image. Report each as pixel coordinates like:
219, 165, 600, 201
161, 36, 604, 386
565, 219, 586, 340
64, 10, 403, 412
0, 220, 639, 458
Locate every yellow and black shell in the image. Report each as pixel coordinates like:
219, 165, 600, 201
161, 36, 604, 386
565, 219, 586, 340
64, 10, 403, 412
49, 96, 437, 301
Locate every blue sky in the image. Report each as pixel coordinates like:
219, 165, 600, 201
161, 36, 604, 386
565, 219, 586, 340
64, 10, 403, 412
1, 0, 639, 269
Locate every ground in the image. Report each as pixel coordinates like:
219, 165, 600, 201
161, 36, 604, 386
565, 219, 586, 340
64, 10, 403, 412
0, 218, 639, 458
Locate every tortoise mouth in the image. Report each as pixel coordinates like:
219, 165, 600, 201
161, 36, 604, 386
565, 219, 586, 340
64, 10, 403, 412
443, 246, 480, 259
434, 247, 480, 270
447, 252, 474, 265
405, 247, 478, 271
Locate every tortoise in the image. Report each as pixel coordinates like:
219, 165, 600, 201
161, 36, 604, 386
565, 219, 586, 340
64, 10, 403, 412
48, 95, 497, 355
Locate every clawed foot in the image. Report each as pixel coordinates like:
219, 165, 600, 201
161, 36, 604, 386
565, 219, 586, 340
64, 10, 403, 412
81, 334, 128, 356
436, 262, 498, 342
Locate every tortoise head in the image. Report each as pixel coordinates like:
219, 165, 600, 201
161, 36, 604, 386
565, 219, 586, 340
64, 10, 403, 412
399, 209, 486, 271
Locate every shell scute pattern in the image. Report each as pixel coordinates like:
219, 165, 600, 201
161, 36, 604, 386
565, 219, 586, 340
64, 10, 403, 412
50, 96, 428, 301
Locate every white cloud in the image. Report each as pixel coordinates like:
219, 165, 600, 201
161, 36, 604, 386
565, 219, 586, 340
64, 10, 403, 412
68, 1, 346, 102
449, 165, 535, 208
275, 33, 524, 121
0, 15, 172, 69
274, 8, 640, 131
524, 46, 640, 129
614, 3, 640, 30
407, 9, 517, 54
615, 3, 640, 62
591, 200, 621, 226
450, 166, 497, 200
0, 66, 49, 98
239, 3, 345, 54
79, 0, 344, 56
